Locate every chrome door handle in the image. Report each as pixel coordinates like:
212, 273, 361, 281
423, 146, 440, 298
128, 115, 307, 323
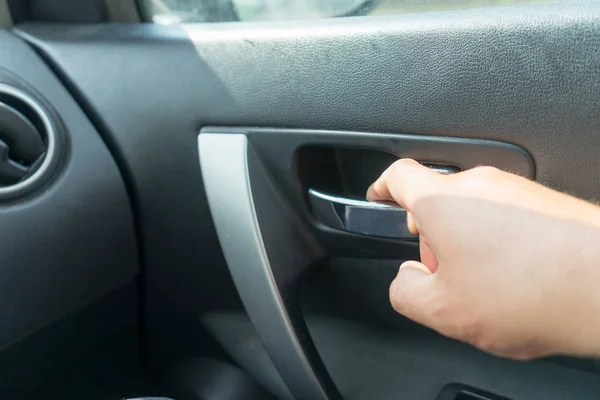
308, 164, 457, 239
308, 189, 417, 240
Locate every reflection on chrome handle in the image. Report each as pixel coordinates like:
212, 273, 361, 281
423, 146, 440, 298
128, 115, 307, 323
308, 189, 417, 240
423, 164, 460, 175
308, 164, 458, 239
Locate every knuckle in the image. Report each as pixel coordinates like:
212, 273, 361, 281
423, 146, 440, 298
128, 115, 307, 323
427, 294, 452, 321
451, 318, 486, 350
390, 297, 406, 315
421, 287, 456, 328
466, 165, 500, 179
391, 158, 420, 173
434, 300, 485, 346
389, 282, 411, 314
471, 334, 547, 360
464, 323, 491, 351
448, 314, 520, 359
390, 277, 437, 319
452, 165, 501, 190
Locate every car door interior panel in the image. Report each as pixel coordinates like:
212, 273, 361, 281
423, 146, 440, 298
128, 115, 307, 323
0, 0, 598, 399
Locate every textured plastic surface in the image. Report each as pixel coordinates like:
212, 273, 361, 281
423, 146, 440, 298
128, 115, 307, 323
15, 2, 600, 398
164, 357, 275, 400
4, 284, 137, 398
436, 384, 511, 400
204, 310, 600, 400
0, 30, 138, 394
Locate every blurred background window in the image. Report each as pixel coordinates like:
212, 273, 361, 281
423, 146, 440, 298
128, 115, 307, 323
143, 0, 550, 25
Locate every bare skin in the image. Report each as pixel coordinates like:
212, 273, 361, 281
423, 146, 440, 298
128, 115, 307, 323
367, 159, 600, 360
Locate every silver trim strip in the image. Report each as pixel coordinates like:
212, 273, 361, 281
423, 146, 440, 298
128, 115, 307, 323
199, 133, 334, 400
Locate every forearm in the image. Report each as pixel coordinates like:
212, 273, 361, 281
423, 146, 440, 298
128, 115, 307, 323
557, 220, 600, 358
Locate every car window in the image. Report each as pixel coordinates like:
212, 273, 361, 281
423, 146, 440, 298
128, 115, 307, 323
143, 0, 549, 25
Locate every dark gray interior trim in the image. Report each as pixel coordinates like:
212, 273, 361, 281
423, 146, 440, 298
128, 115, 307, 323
203, 310, 600, 400
0, 31, 138, 392
0, 283, 137, 397
13, 4, 600, 398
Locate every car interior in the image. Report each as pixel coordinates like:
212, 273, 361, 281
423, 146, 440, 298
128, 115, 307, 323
1, 0, 600, 399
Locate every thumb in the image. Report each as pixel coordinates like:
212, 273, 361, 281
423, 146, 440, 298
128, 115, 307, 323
390, 261, 437, 327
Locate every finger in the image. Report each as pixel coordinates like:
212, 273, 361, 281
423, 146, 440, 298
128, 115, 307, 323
406, 211, 418, 234
400, 260, 432, 274
390, 261, 439, 328
367, 159, 443, 210
419, 235, 439, 273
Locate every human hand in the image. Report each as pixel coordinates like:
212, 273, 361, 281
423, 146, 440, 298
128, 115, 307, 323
367, 159, 600, 360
